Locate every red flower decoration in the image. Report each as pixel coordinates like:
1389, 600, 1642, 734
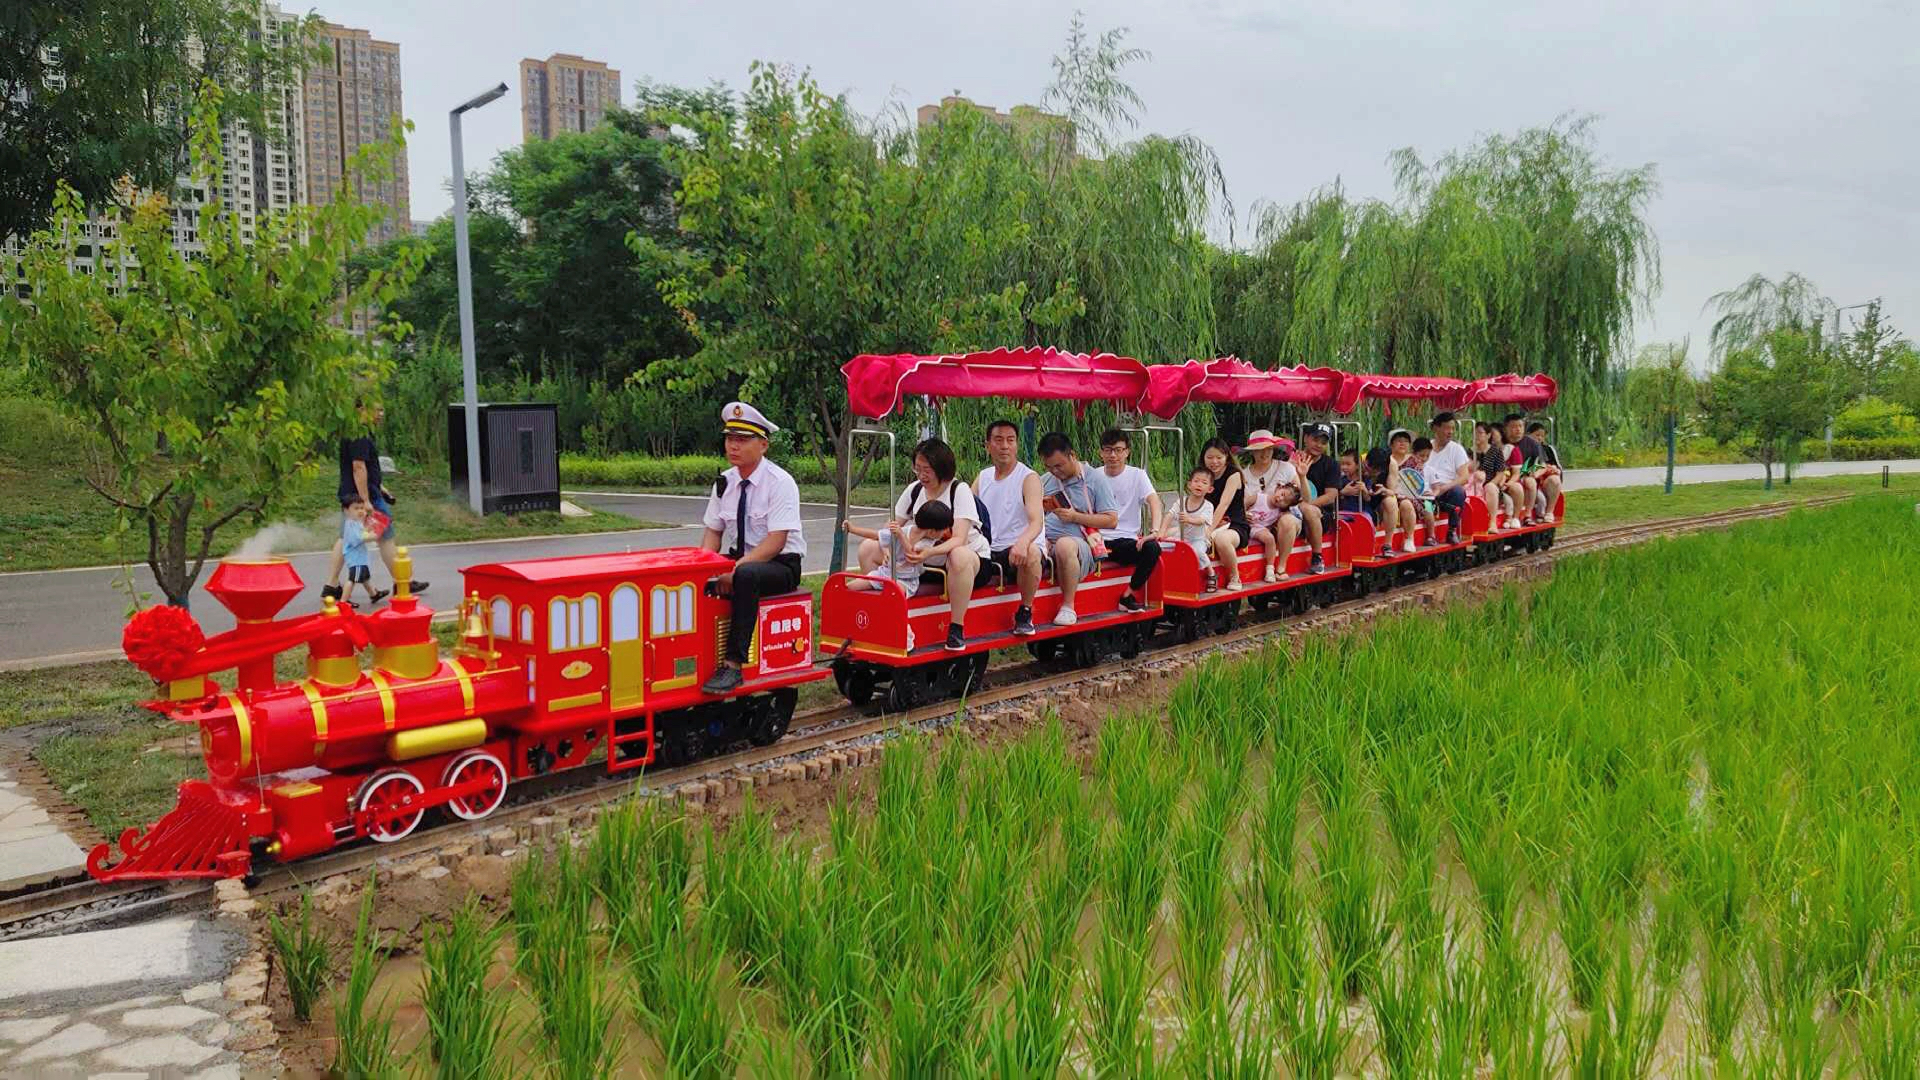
122, 605, 206, 680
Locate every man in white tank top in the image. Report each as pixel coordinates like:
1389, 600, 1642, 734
974, 419, 1047, 637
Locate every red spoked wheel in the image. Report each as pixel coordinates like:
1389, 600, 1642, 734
441, 751, 509, 821
355, 769, 426, 842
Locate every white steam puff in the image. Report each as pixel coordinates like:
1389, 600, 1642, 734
229, 521, 323, 561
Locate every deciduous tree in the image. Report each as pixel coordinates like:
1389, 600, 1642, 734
1, 90, 422, 606
1703, 328, 1847, 489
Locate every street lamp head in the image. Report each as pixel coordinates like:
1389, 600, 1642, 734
453, 82, 509, 115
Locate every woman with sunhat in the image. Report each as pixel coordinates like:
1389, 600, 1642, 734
1240, 429, 1302, 583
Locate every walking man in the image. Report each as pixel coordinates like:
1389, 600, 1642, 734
699, 402, 806, 694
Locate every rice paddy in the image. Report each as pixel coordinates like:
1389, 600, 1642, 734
295, 496, 1920, 1076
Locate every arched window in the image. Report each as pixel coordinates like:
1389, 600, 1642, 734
547, 593, 604, 651
548, 598, 568, 651
610, 585, 640, 643
490, 597, 512, 639
518, 606, 533, 643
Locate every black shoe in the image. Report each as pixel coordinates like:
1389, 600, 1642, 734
700, 665, 744, 695
369, 588, 390, 604
1308, 557, 1326, 575
320, 584, 343, 602
1012, 606, 1037, 636
1118, 592, 1144, 613
945, 623, 966, 651
410, 580, 429, 595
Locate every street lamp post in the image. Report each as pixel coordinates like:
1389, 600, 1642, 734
450, 82, 508, 515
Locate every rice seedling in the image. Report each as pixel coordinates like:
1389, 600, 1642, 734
1558, 833, 1621, 1012
420, 896, 511, 1080
1314, 747, 1385, 999
1567, 929, 1671, 1080
267, 891, 331, 1023
1170, 749, 1245, 1074
513, 844, 624, 1078
333, 872, 398, 1079
1280, 959, 1354, 1080
634, 933, 739, 1080
1431, 930, 1484, 1080
1859, 990, 1920, 1080
1368, 943, 1433, 1077
1696, 924, 1750, 1063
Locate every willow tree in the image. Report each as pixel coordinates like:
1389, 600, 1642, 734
646, 18, 1230, 550
1704, 272, 1836, 363
1220, 116, 1659, 445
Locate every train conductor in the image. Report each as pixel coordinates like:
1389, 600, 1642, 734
698, 402, 807, 693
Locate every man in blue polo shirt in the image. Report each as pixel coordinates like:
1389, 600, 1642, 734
1037, 432, 1118, 627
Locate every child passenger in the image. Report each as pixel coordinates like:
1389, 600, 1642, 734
1159, 465, 1221, 593
843, 500, 954, 593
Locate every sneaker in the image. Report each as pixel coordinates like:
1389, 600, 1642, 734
1013, 606, 1037, 636
320, 584, 343, 602
1225, 577, 1244, 591
700, 664, 744, 695
1263, 564, 1279, 583
945, 623, 966, 651
1308, 557, 1326, 575
1400, 539, 1416, 554
1054, 606, 1078, 626
1117, 592, 1144, 613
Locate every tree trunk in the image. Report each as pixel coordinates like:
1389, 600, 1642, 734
150, 495, 196, 608
1761, 443, 1774, 491
1664, 413, 1675, 495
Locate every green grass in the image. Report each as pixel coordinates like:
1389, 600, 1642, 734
0, 395, 663, 573
1566, 469, 1920, 532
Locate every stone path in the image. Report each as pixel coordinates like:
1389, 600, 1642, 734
0, 916, 251, 1078
0, 761, 85, 892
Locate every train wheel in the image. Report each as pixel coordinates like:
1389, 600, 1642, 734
1171, 610, 1199, 643
357, 769, 426, 842
749, 688, 798, 747
835, 662, 877, 707
441, 751, 508, 821
1027, 640, 1062, 662
887, 668, 928, 712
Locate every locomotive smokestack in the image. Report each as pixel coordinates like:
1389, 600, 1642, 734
205, 559, 304, 691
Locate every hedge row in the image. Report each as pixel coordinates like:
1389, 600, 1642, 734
1806, 437, 1920, 462
561, 453, 843, 488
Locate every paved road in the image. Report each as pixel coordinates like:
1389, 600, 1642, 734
1561, 458, 1920, 490
3, 461, 1913, 673
0, 499, 887, 672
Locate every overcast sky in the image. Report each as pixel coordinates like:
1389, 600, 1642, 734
321, 0, 1918, 368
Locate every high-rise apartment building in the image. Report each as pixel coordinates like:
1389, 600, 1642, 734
303, 22, 410, 249
916, 96, 1077, 159
520, 54, 622, 142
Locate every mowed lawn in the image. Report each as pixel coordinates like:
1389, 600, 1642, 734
0, 396, 662, 574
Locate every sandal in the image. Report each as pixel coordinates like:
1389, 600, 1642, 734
370, 588, 391, 604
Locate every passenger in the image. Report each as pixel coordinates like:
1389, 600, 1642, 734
1156, 465, 1221, 592
699, 402, 806, 694
974, 420, 1048, 637
1096, 429, 1163, 613
1335, 448, 1370, 518
1036, 432, 1119, 627
1363, 447, 1407, 549
1385, 429, 1427, 550
1475, 422, 1522, 530
1240, 429, 1302, 582
1299, 425, 1342, 573
1421, 412, 1474, 539
1197, 438, 1251, 590
842, 500, 953, 596
847, 437, 987, 651
1511, 416, 1564, 523
1399, 437, 1439, 546
1498, 414, 1540, 525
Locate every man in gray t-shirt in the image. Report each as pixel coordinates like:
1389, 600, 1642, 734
1037, 432, 1118, 626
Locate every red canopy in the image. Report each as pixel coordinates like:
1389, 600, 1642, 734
842, 347, 1150, 418
1139, 358, 1346, 419
1445, 373, 1558, 411
1332, 372, 1472, 414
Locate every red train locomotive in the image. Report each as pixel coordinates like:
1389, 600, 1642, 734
89, 349, 1563, 882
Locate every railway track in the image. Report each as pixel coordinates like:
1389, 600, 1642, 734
0, 494, 1847, 939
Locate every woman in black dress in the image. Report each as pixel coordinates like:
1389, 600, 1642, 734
1198, 437, 1250, 590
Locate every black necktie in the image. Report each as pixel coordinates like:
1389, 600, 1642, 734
731, 478, 750, 559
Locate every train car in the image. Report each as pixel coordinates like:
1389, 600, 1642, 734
89, 546, 825, 881
822, 349, 1164, 709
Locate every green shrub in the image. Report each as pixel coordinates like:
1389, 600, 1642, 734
561, 453, 843, 488
1834, 396, 1919, 440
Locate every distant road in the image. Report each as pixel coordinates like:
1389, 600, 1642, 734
1, 461, 1912, 672
1560, 458, 1920, 490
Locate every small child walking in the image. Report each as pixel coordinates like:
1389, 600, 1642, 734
340, 499, 389, 607
843, 501, 954, 594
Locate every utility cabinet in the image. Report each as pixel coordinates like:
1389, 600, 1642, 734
448, 403, 561, 515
